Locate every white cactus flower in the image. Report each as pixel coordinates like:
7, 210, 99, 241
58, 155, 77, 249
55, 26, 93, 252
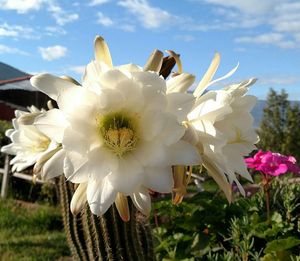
30, 36, 200, 217
188, 79, 259, 198
1, 106, 63, 179
170, 52, 259, 201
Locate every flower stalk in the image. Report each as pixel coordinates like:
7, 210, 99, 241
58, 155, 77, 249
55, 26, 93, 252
261, 172, 271, 223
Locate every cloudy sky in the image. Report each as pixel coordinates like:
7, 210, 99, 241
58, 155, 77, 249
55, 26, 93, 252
0, 0, 300, 99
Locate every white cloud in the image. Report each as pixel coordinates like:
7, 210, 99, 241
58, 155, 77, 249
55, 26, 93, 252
203, 0, 275, 15
0, 25, 18, 37
118, 0, 173, 29
0, 1, 79, 26
234, 47, 246, 52
0, 0, 43, 13
0, 23, 36, 39
119, 24, 135, 32
97, 12, 114, 27
38, 45, 67, 61
174, 34, 195, 42
95, 11, 135, 32
192, 0, 300, 49
44, 26, 66, 35
68, 66, 86, 75
0, 44, 29, 55
258, 76, 300, 86
89, 0, 109, 6
235, 33, 297, 49
47, 2, 79, 26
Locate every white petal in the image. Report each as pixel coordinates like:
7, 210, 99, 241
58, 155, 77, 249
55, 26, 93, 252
88, 147, 119, 180
30, 73, 78, 101
143, 167, 173, 193
70, 183, 88, 215
202, 155, 232, 202
5, 129, 14, 138
132, 71, 166, 92
107, 154, 143, 194
140, 109, 165, 141
97, 88, 125, 111
134, 140, 166, 167
204, 62, 239, 91
34, 109, 67, 143
82, 60, 110, 93
64, 151, 90, 183
158, 115, 185, 146
143, 49, 163, 72
231, 95, 257, 111
98, 69, 128, 90
1, 143, 17, 155
166, 140, 201, 165
166, 93, 195, 122
87, 177, 117, 216
114, 193, 130, 221
41, 149, 65, 180
166, 73, 195, 94
181, 122, 199, 146
193, 52, 220, 97
57, 86, 102, 117
130, 186, 151, 216
113, 78, 144, 112
62, 126, 90, 154
190, 91, 232, 123
94, 35, 113, 68
116, 63, 142, 73
132, 72, 167, 111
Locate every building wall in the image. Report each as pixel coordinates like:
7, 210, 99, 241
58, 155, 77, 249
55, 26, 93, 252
0, 102, 15, 121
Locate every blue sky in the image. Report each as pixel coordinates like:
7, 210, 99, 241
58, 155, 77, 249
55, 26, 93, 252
0, 0, 300, 100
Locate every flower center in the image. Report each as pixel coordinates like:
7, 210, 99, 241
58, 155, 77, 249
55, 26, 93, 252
32, 137, 51, 152
97, 111, 139, 157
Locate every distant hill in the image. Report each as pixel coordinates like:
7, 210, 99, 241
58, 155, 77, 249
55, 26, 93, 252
0, 61, 29, 81
252, 100, 300, 128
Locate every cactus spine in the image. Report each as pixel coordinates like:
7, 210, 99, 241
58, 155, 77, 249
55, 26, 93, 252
58, 176, 154, 260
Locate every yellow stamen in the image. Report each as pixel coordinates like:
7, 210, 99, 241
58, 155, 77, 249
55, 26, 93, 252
104, 128, 137, 157
227, 127, 246, 144
97, 111, 139, 157
32, 138, 51, 153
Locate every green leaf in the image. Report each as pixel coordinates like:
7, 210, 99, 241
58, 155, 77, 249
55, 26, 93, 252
264, 237, 300, 253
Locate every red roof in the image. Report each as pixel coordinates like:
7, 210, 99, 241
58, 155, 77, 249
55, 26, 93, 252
0, 75, 32, 85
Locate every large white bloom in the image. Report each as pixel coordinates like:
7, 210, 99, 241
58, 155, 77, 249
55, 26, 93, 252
1, 106, 63, 179
30, 36, 199, 216
169, 53, 259, 200
188, 79, 259, 198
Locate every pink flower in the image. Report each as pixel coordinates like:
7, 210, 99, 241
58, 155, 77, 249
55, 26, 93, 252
245, 150, 300, 176
244, 150, 265, 169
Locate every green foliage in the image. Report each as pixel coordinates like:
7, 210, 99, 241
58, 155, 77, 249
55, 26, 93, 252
259, 89, 288, 152
151, 177, 300, 260
0, 199, 69, 260
259, 88, 300, 160
283, 104, 300, 160
264, 237, 300, 254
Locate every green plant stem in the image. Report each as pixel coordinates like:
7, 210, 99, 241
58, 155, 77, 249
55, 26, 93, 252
261, 172, 271, 223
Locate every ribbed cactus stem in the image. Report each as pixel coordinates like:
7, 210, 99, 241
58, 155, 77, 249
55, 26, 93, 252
58, 177, 88, 260
58, 177, 155, 260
